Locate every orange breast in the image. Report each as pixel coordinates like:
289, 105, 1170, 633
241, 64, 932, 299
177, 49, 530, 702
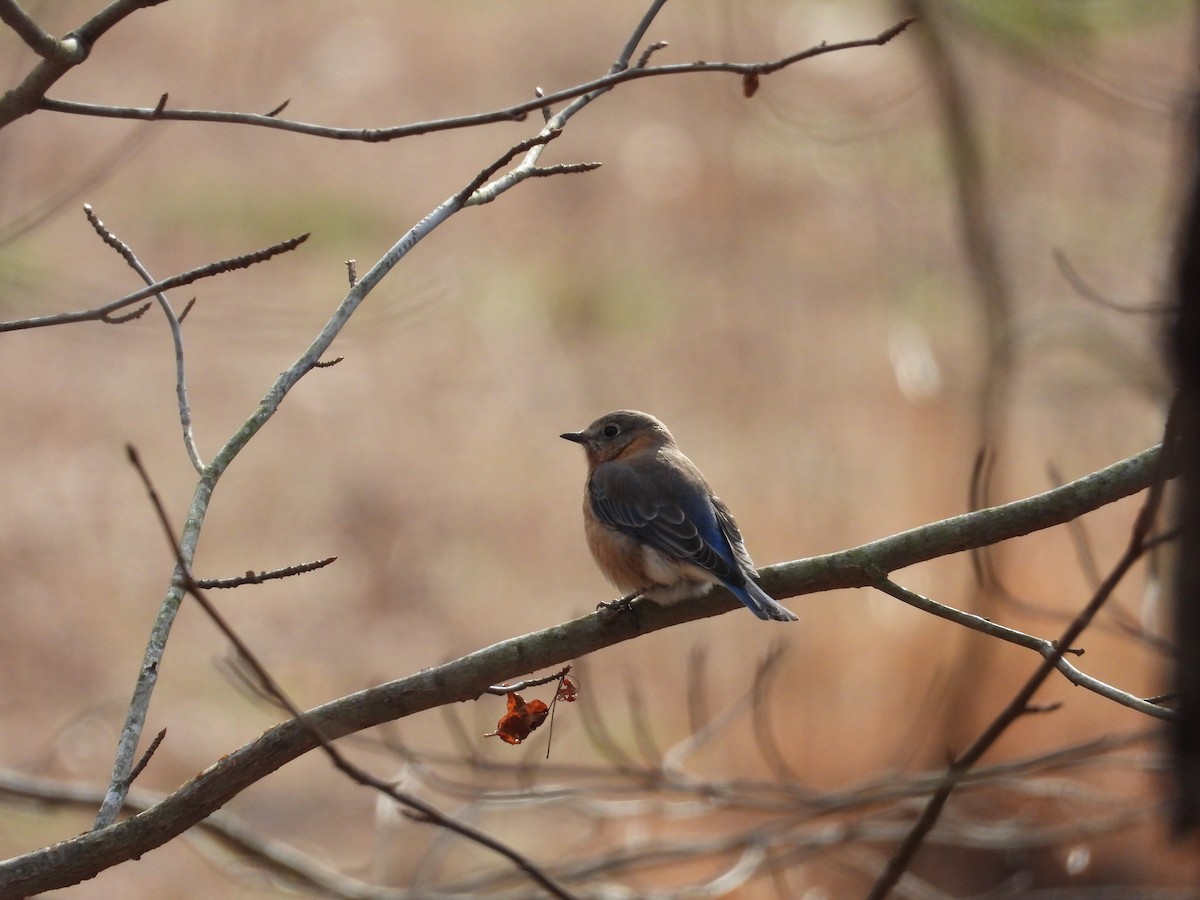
583, 510, 648, 594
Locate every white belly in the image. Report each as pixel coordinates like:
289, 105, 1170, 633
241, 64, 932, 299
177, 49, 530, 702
639, 545, 717, 604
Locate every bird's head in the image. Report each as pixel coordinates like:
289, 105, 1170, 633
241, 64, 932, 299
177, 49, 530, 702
561, 409, 676, 465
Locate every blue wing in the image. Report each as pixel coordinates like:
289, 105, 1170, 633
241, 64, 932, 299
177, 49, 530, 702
587, 456, 798, 622
586, 459, 746, 588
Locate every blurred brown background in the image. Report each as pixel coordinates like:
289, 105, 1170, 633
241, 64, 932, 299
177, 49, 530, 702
0, 1, 1192, 896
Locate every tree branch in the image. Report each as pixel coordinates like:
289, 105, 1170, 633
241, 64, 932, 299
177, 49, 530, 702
0, 441, 1168, 897
865, 419, 1176, 899
0, 1, 65, 59
33, 18, 915, 141
0, 0, 167, 130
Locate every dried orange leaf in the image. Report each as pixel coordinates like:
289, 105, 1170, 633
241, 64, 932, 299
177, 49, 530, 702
485, 692, 550, 745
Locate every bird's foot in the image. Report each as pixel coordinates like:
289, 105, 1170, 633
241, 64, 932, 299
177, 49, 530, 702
597, 591, 641, 625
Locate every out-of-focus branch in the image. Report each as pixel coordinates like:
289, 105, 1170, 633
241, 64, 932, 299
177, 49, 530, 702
906, 0, 1013, 422
0, 768, 382, 897
0, 726, 1159, 898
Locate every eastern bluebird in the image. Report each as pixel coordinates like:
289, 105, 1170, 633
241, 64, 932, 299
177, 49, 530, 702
562, 410, 797, 622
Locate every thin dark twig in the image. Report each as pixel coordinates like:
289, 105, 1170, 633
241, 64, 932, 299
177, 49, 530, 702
124, 445, 579, 900
101, 302, 151, 324
311, 357, 343, 369
611, 0, 670, 73
0, 232, 309, 333
1146, 525, 1184, 551
218, 654, 282, 707
528, 162, 602, 178
1050, 461, 1173, 654
35, 18, 915, 142
866, 411, 1178, 900
193, 557, 338, 590
486, 666, 573, 695
635, 40, 670, 70
543, 669, 576, 760
452, 131, 560, 207
123, 728, 166, 788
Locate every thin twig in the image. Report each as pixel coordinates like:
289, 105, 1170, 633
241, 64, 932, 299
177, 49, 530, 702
611, 0, 669, 73
101, 302, 151, 324
874, 579, 1170, 719
0, 232, 309, 333
123, 728, 166, 788
192, 557, 337, 589
83, 204, 204, 472
1050, 460, 1174, 654
35, 18, 915, 141
486, 666, 573, 695
453, 131, 561, 207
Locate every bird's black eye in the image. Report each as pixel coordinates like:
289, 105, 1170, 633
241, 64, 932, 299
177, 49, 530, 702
602, 422, 621, 438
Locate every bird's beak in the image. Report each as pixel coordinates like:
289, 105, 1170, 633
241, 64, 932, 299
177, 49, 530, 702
560, 431, 586, 444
